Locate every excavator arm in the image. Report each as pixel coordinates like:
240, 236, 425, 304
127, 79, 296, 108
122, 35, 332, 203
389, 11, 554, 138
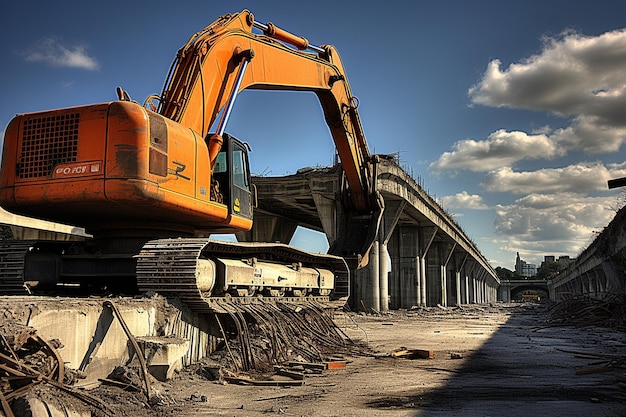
157, 10, 377, 215
153, 10, 383, 268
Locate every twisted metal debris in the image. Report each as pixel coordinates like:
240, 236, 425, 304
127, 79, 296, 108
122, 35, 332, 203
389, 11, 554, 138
0, 327, 114, 417
548, 292, 626, 331
212, 300, 367, 372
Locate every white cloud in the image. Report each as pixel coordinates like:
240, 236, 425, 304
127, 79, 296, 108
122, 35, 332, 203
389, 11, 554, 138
482, 162, 626, 194
493, 192, 614, 258
549, 114, 626, 154
433, 28, 626, 267
23, 38, 99, 70
430, 129, 561, 172
468, 28, 626, 154
440, 191, 489, 210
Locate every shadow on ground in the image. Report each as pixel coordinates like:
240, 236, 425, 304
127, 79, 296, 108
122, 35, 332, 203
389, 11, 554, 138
366, 304, 625, 417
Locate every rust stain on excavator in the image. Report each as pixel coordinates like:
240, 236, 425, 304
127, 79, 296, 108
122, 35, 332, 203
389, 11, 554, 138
107, 101, 146, 177
114, 144, 140, 177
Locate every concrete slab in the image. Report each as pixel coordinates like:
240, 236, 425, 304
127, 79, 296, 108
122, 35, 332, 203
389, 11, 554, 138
136, 336, 190, 381
0, 296, 212, 384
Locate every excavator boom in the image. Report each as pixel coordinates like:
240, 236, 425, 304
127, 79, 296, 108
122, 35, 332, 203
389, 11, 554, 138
158, 10, 376, 213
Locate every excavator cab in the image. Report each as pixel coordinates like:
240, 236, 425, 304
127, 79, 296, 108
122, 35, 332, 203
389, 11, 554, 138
212, 133, 254, 221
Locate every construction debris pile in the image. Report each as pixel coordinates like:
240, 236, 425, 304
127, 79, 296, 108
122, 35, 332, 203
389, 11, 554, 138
548, 292, 626, 331
208, 301, 369, 374
0, 325, 115, 417
549, 293, 626, 397
0, 299, 367, 416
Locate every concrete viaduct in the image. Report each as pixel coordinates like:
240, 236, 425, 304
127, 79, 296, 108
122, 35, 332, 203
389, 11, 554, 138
548, 205, 626, 300
243, 157, 499, 312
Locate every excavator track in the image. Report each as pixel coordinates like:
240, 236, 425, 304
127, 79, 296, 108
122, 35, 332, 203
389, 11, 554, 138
0, 240, 35, 295
136, 238, 350, 313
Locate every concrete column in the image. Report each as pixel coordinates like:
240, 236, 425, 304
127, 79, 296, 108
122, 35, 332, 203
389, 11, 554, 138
353, 239, 384, 312
482, 279, 486, 302
379, 241, 389, 312
371, 241, 380, 312
586, 272, 592, 296
387, 230, 400, 310
473, 275, 480, 304
579, 273, 585, 295
427, 250, 440, 307
479, 271, 485, 301
472, 278, 476, 303
440, 264, 447, 307
602, 260, 625, 293
467, 262, 477, 304
482, 277, 487, 302
438, 242, 455, 307
474, 277, 482, 304
465, 275, 470, 304
377, 199, 403, 312
311, 193, 336, 244
455, 270, 461, 306
482, 276, 488, 302
415, 256, 421, 308
450, 251, 465, 306
388, 225, 421, 309
419, 227, 437, 306
596, 267, 606, 293
420, 255, 427, 306
499, 281, 511, 302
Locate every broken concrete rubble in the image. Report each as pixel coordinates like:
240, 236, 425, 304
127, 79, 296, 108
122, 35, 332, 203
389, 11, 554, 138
1, 294, 364, 416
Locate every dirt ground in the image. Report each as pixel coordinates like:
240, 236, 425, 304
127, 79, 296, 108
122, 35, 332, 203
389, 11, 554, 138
4, 302, 626, 417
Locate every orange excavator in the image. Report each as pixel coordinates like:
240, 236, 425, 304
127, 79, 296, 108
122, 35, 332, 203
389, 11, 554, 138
0, 10, 381, 311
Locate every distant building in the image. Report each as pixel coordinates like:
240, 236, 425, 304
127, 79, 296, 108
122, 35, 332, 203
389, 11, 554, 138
515, 252, 537, 277
521, 263, 537, 277
540, 254, 573, 269
557, 255, 572, 266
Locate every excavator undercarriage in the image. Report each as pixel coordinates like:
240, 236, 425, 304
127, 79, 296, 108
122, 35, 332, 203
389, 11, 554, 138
0, 238, 349, 313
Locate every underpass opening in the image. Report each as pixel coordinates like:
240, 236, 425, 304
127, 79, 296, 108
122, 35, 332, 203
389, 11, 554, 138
510, 285, 549, 302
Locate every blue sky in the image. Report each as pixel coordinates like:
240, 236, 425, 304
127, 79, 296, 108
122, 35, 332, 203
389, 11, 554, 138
2, 0, 626, 270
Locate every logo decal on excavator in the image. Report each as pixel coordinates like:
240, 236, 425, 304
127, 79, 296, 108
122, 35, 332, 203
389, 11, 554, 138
234, 198, 241, 213
168, 161, 190, 180
53, 162, 101, 178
